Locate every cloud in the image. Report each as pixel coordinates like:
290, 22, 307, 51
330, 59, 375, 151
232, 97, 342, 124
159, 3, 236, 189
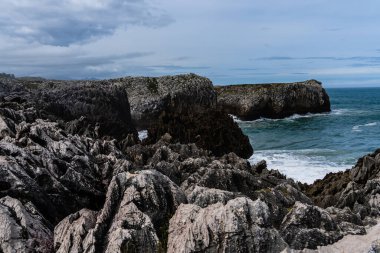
0, 0, 173, 46
256, 56, 380, 62
229, 68, 257, 71
148, 65, 210, 71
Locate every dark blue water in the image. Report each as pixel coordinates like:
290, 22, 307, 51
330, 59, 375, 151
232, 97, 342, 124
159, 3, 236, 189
238, 88, 380, 183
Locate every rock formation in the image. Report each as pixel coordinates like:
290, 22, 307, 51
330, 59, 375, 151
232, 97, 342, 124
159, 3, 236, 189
304, 149, 380, 220
215, 80, 331, 120
0, 196, 53, 253
117, 74, 217, 129
0, 74, 379, 252
145, 107, 253, 158
5, 74, 253, 158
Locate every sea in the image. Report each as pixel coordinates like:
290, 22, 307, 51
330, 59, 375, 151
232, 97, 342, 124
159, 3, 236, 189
238, 87, 380, 184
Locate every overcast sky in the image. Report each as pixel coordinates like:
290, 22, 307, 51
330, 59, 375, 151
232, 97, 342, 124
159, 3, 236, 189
1, 0, 380, 87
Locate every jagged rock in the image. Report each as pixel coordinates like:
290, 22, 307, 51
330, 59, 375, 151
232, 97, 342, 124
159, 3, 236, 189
2, 74, 380, 253
167, 197, 288, 253
0, 78, 138, 141
54, 209, 97, 253
369, 239, 380, 253
326, 206, 365, 236
215, 80, 331, 120
127, 139, 293, 209
54, 170, 187, 253
0, 196, 53, 253
22, 80, 136, 140
280, 202, 342, 249
305, 149, 380, 220
187, 186, 242, 207
350, 151, 380, 184
8, 74, 253, 158
146, 105, 253, 158
0, 109, 132, 224
118, 74, 216, 129
256, 183, 313, 227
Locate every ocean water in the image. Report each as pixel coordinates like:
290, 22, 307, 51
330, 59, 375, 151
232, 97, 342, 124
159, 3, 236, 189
238, 88, 380, 184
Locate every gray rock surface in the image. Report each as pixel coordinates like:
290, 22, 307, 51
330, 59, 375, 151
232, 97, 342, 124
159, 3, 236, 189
54, 170, 187, 253
0, 196, 53, 253
168, 197, 287, 253
0, 110, 129, 224
280, 201, 364, 250
1, 77, 137, 141
305, 149, 380, 219
117, 73, 216, 129
0, 74, 379, 252
216, 80, 331, 120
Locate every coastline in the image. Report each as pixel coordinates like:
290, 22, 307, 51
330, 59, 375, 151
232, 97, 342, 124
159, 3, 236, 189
0, 74, 379, 252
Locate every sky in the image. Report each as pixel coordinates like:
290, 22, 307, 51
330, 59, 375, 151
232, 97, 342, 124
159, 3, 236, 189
1, 0, 380, 87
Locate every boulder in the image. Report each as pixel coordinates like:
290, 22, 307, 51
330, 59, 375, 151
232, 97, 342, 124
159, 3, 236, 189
167, 197, 287, 253
54, 170, 187, 253
280, 202, 342, 250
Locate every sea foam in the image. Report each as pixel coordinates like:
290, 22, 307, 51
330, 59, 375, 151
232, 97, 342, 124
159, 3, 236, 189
352, 122, 378, 132
249, 149, 350, 184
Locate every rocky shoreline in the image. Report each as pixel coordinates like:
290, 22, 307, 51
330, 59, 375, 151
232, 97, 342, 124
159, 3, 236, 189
0, 74, 378, 253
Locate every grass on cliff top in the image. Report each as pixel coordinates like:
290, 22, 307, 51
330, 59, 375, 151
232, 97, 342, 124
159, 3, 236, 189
215, 80, 318, 94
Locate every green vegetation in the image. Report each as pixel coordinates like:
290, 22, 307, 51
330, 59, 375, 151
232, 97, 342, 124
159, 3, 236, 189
147, 78, 159, 93
23, 82, 41, 90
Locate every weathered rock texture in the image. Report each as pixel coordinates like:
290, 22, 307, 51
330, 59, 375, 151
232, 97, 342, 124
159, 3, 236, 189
305, 149, 380, 220
0, 108, 131, 224
0, 74, 379, 253
3, 77, 137, 141
119, 73, 252, 158
0, 196, 53, 253
168, 198, 287, 253
9, 74, 253, 158
54, 170, 186, 253
145, 107, 253, 158
118, 74, 216, 129
215, 80, 331, 120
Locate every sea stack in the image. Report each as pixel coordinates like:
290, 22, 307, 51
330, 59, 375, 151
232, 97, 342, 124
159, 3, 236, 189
215, 79, 331, 120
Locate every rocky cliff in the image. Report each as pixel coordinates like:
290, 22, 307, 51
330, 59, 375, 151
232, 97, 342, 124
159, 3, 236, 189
215, 80, 331, 120
117, 74, 217, 129
0, 74, 379, 253
1, 74, 253, 158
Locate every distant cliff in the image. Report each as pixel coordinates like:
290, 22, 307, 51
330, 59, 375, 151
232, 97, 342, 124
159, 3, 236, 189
215, 80, 331, 120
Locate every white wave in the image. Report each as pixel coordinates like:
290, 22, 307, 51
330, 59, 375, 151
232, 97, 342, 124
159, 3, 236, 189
138, 130, 148, 141
229, 114, 243, 123
233, 108, 365, 125
249, 149, 350, 184
352, 122, 378, 132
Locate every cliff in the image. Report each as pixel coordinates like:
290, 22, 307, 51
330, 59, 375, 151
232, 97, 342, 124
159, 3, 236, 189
0, 74, 379, 253
115, 73, 253, 158
117, 73, 217, 129
215, 79, 331, 120
0, 74, 253, 158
